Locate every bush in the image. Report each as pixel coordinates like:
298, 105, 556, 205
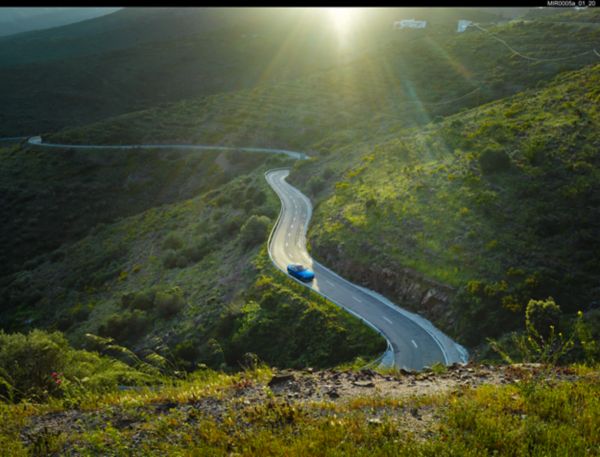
162, 232, 184, 250
56, 302, 94, 330
526, 297, 562, 339
223, 215, 245, 238
240, 215, 271, 248
202, 338, 226, 369
181, 237, 211, 263
122, 289, 156, 311
163, 249, 187, 269
121, 287, 185, 318
173, 340, 200, 370
0, 330, 154, 403
308, 176, 325, 194
479, 146, 511, 174
154, 287, 185, 318
98, 310, 149, 342
0, 330, 67, 402
488, 298, 592, 365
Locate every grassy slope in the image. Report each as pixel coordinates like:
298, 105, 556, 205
294, 63, 600, 346
0, 144, 275, 277
5, 15, 593, 355
0, 155, 384, 369
44, 18, 600, 149
2, 11, 599, 365
1, 363, 598, 456
0, 8, 509, 136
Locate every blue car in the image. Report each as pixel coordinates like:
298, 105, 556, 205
287, 264, 315, 282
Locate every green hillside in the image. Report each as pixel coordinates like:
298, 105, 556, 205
3, 9, 598, 136
0, 10, 598, 363
290, 63, 600, 347
0, 151, 383, 370
0, 7, 448, 67
1, 9, 599, 454
0, 144, 279, 277
46, 17, 600, 153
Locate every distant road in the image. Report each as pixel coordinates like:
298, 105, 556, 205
266, 169, 468, 370
26, 136, 308, 160
26, 135, 467, 370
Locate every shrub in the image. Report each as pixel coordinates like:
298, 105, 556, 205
181, 238, 211, 264
202, 338, 226, 368
154, 287, 185, 318
163, 249, 187, 269
526, 297, 562, 339
308, 176, 325, 194
479, 146, 511, 174
173, 339, 201, 370
240, 215, 271, 248
56, 302, 93, 330
243, 199, 255, 212
122, 289, 156, 311
121, 287, 185, 318
0, 330, 153, 403
223, 215, 245, 238
489, 297, 586, 365
162, 232, 184, 250
98, 310, 149, 342
0, 330, 67, 402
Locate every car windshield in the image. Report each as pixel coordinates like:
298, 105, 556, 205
295, 265, 306, 271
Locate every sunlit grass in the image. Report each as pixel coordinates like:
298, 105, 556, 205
4, 366, 597, 455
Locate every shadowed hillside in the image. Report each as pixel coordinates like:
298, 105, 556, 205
0, 7, 508, 136
45, 17, 600, 152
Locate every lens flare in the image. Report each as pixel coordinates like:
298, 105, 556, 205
327, 7, 355, 30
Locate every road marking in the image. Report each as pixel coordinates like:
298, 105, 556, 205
291, 224, 294, 229
325, 279, 335, 287
287, 232, 291, 237
285, 242, 289, 247
382, 316, 393, 324
351, 295, 362, 303
411, 340, 418, 349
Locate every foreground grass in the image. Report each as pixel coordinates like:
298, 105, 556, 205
1, 365, 598, 456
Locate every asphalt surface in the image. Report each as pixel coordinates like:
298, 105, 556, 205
266, 169, 468, 371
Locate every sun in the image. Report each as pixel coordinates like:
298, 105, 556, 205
325, 7, 359, 48
327, 7, 355, 30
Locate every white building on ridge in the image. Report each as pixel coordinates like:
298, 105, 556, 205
394, 19, 427, 30
457, 20, 473, 33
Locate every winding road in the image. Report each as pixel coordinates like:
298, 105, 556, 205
266, 169, 467, 371
23, 136, 468, 371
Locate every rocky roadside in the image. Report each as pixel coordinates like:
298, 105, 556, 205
18, 363, 582, 450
